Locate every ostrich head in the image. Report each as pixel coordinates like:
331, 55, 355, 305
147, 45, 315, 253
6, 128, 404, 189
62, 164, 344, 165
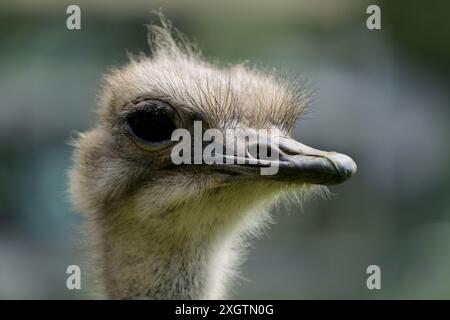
69, 21, 356, 299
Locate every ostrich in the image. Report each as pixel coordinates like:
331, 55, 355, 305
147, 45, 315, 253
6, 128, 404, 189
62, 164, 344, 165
69, 21, 356, 299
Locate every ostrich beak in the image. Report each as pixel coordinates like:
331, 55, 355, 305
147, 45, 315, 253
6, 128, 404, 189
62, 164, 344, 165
215, 135, 357, 186
270, 136, 357, 185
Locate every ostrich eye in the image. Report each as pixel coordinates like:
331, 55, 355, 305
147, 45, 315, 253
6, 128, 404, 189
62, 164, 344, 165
126, 102, 177, 144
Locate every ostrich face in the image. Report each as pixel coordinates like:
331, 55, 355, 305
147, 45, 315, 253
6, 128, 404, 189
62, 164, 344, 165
69, 25, 356, 219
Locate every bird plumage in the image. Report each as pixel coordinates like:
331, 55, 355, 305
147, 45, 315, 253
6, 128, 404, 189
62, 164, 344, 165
69, 18, 353, 299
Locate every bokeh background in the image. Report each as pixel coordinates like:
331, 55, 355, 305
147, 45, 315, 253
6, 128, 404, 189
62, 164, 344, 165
1, 0, 449, 299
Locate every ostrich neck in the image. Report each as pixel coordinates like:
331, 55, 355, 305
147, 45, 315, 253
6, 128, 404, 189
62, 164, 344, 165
96, 205, 249, 299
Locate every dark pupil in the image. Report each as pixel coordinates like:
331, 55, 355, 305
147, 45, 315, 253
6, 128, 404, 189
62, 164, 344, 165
127, 111, 176, 143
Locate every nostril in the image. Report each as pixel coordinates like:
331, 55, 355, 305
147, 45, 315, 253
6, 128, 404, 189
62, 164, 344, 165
278, 143, 301, 156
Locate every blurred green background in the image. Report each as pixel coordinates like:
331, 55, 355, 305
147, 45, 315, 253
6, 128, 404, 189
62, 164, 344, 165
0, 0, 449, 299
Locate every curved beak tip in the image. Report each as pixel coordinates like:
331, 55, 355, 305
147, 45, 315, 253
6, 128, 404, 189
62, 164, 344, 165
329, 153, 357, 181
